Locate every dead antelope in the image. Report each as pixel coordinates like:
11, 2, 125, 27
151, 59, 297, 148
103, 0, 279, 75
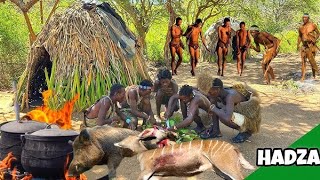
115, 138, 255, 180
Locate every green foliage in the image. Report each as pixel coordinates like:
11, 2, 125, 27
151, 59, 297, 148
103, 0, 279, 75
167, 115, 200, 143
275, 31, 299, 53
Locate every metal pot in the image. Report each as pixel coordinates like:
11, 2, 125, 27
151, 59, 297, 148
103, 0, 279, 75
21, 124, 79, 178
0, 120, 47, 170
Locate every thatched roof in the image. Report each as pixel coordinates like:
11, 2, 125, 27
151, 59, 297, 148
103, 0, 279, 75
202, 17, 242, 62
17, 1, 149, 109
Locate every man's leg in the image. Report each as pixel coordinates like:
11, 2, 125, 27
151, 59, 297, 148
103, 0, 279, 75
170, 45, 176, 75
306, 48, 319, 78
193, 110, 205, 133
221, 48, 228, 76
262, 53, 270, 84
301, 49, 307, 81
237, 51, 241, 75
200, 114, 222, 139
240, 50, 247, 76
174, 47, 183, 75
194, 47, 200, 74
217, 47, 223, 76
140, 98, 156, 125
189, 46, 196, 76
155, 90, 163, 117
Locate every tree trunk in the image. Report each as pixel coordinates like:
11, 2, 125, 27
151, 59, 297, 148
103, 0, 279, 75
164, 0, 176, 67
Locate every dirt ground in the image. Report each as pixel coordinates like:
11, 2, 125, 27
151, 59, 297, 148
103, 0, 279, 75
0, 54, 320, 179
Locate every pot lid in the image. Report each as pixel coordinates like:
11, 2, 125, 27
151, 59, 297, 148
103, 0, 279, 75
30, 125, 79, 137
0, 120, 47, 134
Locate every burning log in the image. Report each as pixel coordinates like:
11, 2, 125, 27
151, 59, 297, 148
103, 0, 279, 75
64, 154, 87, 180
0, 152, 16, 170
0, 152, 32, 180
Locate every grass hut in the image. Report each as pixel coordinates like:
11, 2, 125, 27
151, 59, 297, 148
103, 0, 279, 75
17, 1, 149, 111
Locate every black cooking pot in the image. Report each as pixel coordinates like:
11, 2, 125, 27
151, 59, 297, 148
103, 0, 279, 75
0, 120, 47, 170
21, 124, 79, 178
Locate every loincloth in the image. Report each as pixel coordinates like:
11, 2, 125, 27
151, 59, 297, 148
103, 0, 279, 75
216, 40, 229, 52
239, 45, 248, 53
170, 40, 184, 50
301, 41, 317, 54
232, 84, 261, 134
188, 42, 199, 50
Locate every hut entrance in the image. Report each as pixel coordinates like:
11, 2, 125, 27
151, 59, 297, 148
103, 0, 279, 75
29, 47, 52, 107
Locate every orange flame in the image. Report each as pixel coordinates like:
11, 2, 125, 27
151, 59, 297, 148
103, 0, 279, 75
25, 90, 79, 130
21, 174, 32, 180
0, 152, 17, 170
64, 155, 87, 180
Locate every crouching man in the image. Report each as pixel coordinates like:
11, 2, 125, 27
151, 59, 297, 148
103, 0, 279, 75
201, 78, 262, 143
154, 69, 179, 121
119, 80, 156, 130
82, 83, 126, 128
164, 85, 211, 134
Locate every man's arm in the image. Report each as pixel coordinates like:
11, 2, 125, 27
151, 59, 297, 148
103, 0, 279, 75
97, 99, 111, 126
251, 38, 261, 52
236, 30, 240, 51
297, 28, 302, 51
246, 30, 251, 47
211, 95, 234, 122
128, 90, 149, 119
313, 23, 320, 41
263, 32, 278, 48
164, 94, 179, 119
115, 105, 126, 121
200, 30, 210, 52
171, 99, 199, 130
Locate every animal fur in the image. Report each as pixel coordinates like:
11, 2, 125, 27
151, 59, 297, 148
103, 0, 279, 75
116, 138, 255, 180
197, 75, 262, 134
68, 126, 173, 178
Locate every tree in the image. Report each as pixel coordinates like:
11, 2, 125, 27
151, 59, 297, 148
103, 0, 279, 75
110, 0, 167, 51
1, 0, 62, 44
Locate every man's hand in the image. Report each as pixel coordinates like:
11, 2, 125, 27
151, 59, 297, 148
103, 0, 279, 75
128, 122, 136, 130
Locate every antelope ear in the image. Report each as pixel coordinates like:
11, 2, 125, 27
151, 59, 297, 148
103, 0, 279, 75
79, 129, 91, 144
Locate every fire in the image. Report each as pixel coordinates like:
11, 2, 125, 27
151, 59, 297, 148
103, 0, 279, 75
0, 152, 16, 170
25, 90, 79, 130
64, 154, 87, 180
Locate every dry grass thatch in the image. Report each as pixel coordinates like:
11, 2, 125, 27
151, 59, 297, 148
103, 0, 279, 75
17, 1, 149, 110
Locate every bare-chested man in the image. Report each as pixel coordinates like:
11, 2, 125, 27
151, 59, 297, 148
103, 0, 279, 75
83, 84, 125, 127
183, 19, 210, 76
170, 17, 184, 75
119, 80, 156, 130
154, 69, 179, 120
297, 13, 320, 81
164, 85, 211, 134
236, 22, 251, 76
200, 78, 261, 143
250, 25, 281, 84
216, 18, 231, 76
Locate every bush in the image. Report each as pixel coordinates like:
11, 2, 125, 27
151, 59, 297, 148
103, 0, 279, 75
275, 31, 298, 53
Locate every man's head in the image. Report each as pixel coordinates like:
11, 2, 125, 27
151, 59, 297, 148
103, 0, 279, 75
158, 69, 172, 88
179, 85, 194, 103
223, 18, 231, 28
139, 79, 153, 97
240, 21, 245, 29
208, 78, 223, 97
176, 17, 182, 26
110, 83, 125, 102
302, 13, 310, 24
195, 19, 203, 27
249, 25, 259, 36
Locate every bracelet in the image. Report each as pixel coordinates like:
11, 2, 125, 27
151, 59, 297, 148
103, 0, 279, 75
210, 104, 216, 110
126, 118, 131, 124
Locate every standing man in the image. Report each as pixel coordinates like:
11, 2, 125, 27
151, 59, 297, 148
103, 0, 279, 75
183, 19, 210, 76
249, 25, 280, 84
170, 17, 184, 75
236, 22, 251, 76
216, 18, 231, 76
297, 13, 320, 81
